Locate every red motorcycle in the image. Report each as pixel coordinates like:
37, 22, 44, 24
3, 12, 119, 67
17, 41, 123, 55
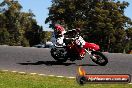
50, 31, 108, 66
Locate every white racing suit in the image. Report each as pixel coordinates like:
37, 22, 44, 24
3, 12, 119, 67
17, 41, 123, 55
51, 30, 66, 46
75, 36, 86, 47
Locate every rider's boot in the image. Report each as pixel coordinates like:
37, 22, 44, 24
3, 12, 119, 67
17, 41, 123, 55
78, 48, 86, 59
80, 52, 85, 59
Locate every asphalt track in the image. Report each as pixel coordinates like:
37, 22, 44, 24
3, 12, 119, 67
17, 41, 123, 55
0, 46, 132, 79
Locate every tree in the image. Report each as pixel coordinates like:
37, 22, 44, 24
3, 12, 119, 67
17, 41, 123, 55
0, 4, 10, 45
0, 0, 24, 45
43, 31, 52, 42
0, 28, 10, 45
0, 0, 43, 46
46, 0, 132, 53
25, 20, 42, 46
125, 28, 132, 52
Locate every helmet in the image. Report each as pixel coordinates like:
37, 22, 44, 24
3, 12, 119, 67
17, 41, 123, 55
54, 24, 64, 32
54, 24, 65, 37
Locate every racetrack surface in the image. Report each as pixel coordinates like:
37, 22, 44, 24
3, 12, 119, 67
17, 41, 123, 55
0, 46, 132, 79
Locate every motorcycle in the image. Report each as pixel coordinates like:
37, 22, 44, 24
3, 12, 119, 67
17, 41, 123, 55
50, 31, 108, 66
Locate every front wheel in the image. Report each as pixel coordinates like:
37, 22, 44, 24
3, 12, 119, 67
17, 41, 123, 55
90, 51, 108, 66
50, 48, 68, 63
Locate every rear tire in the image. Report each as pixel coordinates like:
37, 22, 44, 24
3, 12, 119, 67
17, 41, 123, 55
90, 51, 108, 66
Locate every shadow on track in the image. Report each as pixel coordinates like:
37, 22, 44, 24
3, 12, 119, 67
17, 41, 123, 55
77, 64, 98, 66
18, 61, 76, 66
18, 61, 98, 66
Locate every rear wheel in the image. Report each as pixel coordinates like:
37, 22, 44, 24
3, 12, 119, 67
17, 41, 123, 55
90, 51, 108, 66
50, 48, 68, 63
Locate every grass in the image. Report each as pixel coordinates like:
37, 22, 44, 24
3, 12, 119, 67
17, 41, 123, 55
0, 71, 132, 88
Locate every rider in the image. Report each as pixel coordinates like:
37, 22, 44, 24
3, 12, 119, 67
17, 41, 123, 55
52, 24, 66, 46
52, 25, 86, 58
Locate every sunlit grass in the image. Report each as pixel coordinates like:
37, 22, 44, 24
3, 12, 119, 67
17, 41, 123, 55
0, 71, 131, 88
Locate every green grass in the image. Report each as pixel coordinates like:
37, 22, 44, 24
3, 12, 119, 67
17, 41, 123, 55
0, 71, 132, 88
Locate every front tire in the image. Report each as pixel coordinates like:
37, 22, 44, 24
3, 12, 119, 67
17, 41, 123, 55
50, 48, 68, 63
90, 51, 108, 66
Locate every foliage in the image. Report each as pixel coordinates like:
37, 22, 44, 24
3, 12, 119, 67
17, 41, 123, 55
0, 28, 10, 45
43, 31, 52, 42
0, 0, 49, 46
46, 0, 132, 53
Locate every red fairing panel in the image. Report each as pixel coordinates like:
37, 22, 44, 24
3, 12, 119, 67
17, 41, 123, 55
83, 42, 100, 51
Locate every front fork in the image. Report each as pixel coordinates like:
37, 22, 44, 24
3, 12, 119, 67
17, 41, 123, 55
84, 48, 96, 59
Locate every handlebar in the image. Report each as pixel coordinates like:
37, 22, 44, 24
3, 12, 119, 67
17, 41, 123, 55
65, 36, 79, 40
